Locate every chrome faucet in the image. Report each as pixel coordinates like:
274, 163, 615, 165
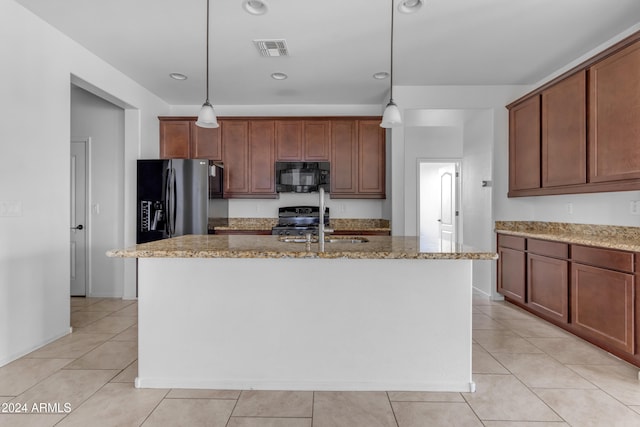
318, 187, 333, 250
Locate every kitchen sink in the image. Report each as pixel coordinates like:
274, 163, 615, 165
325, 236, 369, 243
278, 236, 369, 244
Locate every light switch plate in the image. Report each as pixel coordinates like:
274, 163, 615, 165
0, 200, 23, 217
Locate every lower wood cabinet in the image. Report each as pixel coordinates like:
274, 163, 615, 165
497, 233, 639, 365
572, 262, 635, 354
527, 254, 568, 322
497, 236, 526, 305
526, 239, 569, 323
498, 248, 526, 304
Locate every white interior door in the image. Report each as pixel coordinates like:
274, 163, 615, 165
70, 141, 87, 296
438, 164, 457, 251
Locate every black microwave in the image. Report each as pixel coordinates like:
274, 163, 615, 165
275, 162, 330, 193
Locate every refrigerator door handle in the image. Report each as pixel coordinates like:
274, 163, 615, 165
168, 168, 177, 236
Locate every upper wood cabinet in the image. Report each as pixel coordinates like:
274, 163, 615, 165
589, 41, 640, 183
357, 120, 386, 196
158, 117, 222, 161
221, 121, 250, 195
331, 120, 385, 199
330, 120, 357, 195
160, 116, 384, 199
159, 119, 191, 159
275, 120, 331, 161
304, 120, 331, 161
542, 71, 586, 187
506, 31, 640, 196
191, 122, 222, 160
221, 120, 277, 198
249, 120, 276, 195
508, 96, 541, 193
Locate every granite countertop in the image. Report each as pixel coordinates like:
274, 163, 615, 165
107, 234, 497, 260
495, 221, 640, 252
211, 218, 391, 232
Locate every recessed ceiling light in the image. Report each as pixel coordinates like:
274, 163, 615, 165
271, 72, 288, 80
243, 0, 268, 15
398, 0, 423, 14
373, 72, 390, 80
169, 73, 187, 80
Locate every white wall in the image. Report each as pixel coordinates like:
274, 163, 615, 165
229, 194, 384, 219
0, 0, 169, 366
462, 110, 495, 297
70, 86, 125, 297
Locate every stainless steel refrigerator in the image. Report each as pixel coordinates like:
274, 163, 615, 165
136, 159, 225, 243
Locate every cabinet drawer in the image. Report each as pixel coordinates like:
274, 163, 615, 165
498, 234, 525, 251
528, 239, 568, 259
572, 245, 634, 273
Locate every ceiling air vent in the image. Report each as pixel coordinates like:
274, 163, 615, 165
253, 39, 289, 57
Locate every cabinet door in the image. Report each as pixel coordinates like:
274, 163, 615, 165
527, 254, 569, 323
249, 120, 276, 195
572, 263, 635, 354
331, 120, 358, 195
304, 120, 331, 161
190, 122, 222, 161
275, 120, 303, 161
159, 120, 190, 159
509, 96, 541, 192
357, 120, 386, 197
589, 41, 640, 182
222, 121, 250, 195
542, 71, 586, 187
497, 247, 526, 304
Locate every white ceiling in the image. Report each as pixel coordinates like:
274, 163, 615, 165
14, 0, 640, 107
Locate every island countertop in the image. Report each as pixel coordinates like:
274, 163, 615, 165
107, 234, 497, 260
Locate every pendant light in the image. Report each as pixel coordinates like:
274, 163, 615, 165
380, 0, 402, 128
196, 0, 219, 128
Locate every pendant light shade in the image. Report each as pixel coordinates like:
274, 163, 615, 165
380, 0, 402, 128
196, 101, 218, 128
195, 0, 219, 128
381, 99, 401, 127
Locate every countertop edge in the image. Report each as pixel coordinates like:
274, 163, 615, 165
107, 249, 497, 261
495, 229, 640, 252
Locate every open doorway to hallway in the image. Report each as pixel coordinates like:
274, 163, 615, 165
70, 84, 125, 298
418, 160, 461, 252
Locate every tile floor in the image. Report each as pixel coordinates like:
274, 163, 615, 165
1, 295, 640, 426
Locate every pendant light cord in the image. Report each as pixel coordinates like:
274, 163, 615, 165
389, 0, 394, 100
205, 0, 210, 103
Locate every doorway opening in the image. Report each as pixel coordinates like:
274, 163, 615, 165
70, 138, 90, 296
418, 160, 461, 251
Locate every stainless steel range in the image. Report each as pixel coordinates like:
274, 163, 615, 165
271, 206, 329, 236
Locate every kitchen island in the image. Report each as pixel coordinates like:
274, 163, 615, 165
108, 235, 496, 392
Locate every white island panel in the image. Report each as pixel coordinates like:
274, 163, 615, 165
136, 257, 474, 392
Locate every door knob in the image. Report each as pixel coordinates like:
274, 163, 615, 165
71, 224, 84, 230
